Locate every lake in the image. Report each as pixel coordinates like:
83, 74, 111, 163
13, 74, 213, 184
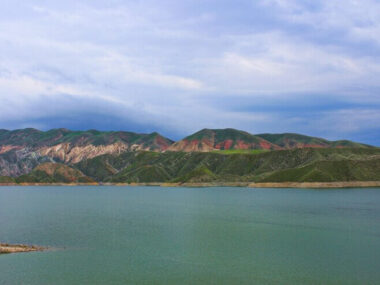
0, 186, 380, 284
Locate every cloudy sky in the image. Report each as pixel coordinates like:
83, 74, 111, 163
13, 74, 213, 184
1, 0, 380, 144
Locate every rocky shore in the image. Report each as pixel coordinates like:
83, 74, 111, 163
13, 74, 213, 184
1, 181, 380, 188
0, 243, 46, 254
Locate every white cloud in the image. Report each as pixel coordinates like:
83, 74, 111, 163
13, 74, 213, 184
313, 108, 380, 136
264, 0, 380, 45
93, 52, 203, 90
201, 32, 380, 96
0, 0, 379, 143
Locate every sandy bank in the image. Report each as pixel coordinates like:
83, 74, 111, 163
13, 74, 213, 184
1, 181, 380, 188
248, 181, 380, 188
0, 243, 46, 254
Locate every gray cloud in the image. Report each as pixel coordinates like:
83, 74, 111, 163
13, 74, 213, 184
0, 0, 379, 144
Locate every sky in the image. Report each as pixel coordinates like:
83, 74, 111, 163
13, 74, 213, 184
1, 0, 380, 145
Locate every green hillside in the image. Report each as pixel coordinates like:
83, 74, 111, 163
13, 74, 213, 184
74, 148, 380, 183
256, 133, 371, 149
16, 163, 94, 183
261, 159, 380, 182
0, 176, 15, 183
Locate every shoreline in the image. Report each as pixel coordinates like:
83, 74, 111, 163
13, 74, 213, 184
0, 243, 46, 254
1, 181, 380, 188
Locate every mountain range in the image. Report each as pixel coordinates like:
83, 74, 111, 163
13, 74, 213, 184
0, 128, 378, 184
168, 128, 369, 151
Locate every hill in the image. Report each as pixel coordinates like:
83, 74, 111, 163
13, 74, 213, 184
73, 148, 380, 183
256, 133, 371, 149
168, 128, 281, 151
0, 128, 173, 176
260, 159, 380, 182
2, 148, 380, 184
169, 129, 371, 152
0, 127, 376, 179
0, 128, 173, 150
16, 163, 94, 183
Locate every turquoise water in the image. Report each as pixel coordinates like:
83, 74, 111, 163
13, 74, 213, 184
0, 186, 380, 284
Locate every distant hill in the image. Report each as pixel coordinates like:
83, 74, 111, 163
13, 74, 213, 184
0, 128, 173, 150
0, 127, 375, 179
0, 128, 174, 176
168, 128, 281, 151
2, 148, 380, 184
256, 133, 371, 149
169, 128, 372, 152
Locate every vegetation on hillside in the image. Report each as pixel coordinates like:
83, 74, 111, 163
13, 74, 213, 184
0, 176, 15, 183
256, 133, 371, 149
73, 148, 380, 183
16, 163, 94, 183
0, 128, 378, 184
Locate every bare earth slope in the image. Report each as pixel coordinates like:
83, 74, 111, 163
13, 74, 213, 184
0, 128, 173, 176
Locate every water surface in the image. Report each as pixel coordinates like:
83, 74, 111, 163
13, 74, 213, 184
1, 186, 380, 284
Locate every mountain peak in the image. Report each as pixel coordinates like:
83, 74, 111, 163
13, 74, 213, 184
168, 128, 279, 152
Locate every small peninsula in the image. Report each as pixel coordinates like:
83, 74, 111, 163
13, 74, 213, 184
0, 243, 46, 254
